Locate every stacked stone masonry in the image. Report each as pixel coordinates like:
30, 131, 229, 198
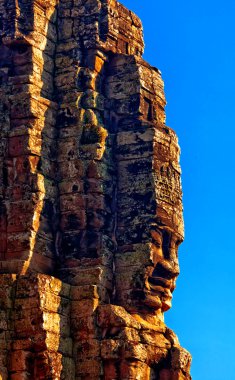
0, 0, 192, 379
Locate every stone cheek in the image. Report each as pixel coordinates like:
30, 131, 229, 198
0, 0, 191, 378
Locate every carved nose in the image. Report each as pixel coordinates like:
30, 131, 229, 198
152, 261, 180, 280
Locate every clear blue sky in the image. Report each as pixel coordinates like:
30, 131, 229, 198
122, 1, 235, 379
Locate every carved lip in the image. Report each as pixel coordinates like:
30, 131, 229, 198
148, 276, 175, 293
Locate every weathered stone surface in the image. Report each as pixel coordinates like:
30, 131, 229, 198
0, 0, 191, 378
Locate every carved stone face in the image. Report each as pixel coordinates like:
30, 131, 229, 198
143, 228, 182, 312
115, 124, 184, 316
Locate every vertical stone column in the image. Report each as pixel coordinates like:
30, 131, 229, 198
55, 2, 115, 377
0, 0, 58, 274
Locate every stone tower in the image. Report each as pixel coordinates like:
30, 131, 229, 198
0, 0, 192, 378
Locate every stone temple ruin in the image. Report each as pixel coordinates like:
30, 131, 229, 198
0, 0, 192, 378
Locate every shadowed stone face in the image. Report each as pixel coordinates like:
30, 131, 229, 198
114, 118, 184, 317
143, 228, 181, 312
118, 223, 183, 315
